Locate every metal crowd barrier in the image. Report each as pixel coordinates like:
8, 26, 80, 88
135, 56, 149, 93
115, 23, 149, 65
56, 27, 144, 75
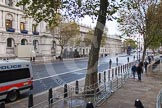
156, 88, 162, 108
28, 61, 135, 108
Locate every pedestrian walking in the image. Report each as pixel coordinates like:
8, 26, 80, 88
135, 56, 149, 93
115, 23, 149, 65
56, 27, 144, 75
144, 60, 148, 72
148, 56, 151, 64
151, 54, 154, 61
136, 62, 143, 81
127, 57, 129, 63
131, 64, 137, 79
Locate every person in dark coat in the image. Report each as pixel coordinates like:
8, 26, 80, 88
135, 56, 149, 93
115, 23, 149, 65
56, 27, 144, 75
148, 56, 151, 64
134, 99, 144, 108
136, 62, 143, 81
131, 64, 137, 79
144, 61, 148, 72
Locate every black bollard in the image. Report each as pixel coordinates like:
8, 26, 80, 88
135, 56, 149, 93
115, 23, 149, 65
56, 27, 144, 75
30, 57, 32, 61
112, 69, 114, 79
134, 99, 144, 108
75, 80, 79, 94
116, 57, 118, 65
118, 67, 120, 75
99, 73, 101, 83
115, 68, 117, 76
86, 102, 94, 108
28, 94, 33, 108
0, 102, 5, 108
64, 84, 68, 98
134, 56, 135, 60
109, 59, 112, 69
108, 70, 110, 80
104, 71, 106, 82
33, 57, 35, 62
48, 88, 53, 104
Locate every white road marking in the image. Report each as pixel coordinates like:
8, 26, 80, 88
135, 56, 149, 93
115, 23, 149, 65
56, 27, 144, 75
33, 62, 108, 81
33, 68, 87, 81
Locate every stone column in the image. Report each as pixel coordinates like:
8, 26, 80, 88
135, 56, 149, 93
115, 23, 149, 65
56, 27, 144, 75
16, 14, 20, 32
0, 10, 3, 29
0, 10, 5, 31
12, 14, 17, 31
25, 17, 29, 31
28, 18, 32, 34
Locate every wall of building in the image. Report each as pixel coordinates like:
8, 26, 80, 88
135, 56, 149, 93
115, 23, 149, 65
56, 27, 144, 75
0, 0, 123, 59
0, 1, 55, 58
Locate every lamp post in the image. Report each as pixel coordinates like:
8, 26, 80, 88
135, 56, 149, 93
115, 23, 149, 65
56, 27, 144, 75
139, 37, 140, 61
137, 35, 141, 62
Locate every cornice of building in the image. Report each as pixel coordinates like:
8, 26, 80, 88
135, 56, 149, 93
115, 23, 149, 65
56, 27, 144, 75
0, 3, 23, 12
107, 35, 121, 40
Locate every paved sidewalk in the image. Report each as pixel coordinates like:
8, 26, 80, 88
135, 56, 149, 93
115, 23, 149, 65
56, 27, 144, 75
99, 64, 162, 108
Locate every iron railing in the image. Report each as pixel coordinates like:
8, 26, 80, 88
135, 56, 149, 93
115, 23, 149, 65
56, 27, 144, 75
29, 61, 135, 108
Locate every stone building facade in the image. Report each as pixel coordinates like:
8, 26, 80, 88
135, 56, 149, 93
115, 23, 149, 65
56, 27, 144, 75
0, 0, 123, 59
0, 0, 56, 58
65, 25, 123, 57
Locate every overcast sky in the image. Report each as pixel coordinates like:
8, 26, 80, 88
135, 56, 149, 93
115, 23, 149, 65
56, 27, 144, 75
78, 15, 121, 35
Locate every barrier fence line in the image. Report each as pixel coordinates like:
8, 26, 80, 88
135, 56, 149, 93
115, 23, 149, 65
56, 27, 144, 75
156, 88, 162, 108
27, 61, 135, 108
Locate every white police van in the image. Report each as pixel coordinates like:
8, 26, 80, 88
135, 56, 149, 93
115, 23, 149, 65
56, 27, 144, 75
0, 59, 33, 102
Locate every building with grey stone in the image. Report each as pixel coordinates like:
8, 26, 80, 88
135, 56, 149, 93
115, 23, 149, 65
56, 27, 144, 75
0, 0, 56, 58
0, 0, 123, 60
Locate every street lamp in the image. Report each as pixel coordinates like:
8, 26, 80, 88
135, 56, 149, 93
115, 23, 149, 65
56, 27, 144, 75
139, 38, 140, 61
137, 36, 141, 61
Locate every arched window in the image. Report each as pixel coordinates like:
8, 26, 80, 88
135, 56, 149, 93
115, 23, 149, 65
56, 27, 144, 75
32, 24, 37, 32
46, 25, 49, 32
20, 22, 25, 31
5, 14, 13, 31
52, 41, 56, 48
7, 38, 14, 47
6, 19, 12, 30
51, 41, 56, 55
5, 0, 12, 6
21, 39, 28, 45
33, 40, 38, 49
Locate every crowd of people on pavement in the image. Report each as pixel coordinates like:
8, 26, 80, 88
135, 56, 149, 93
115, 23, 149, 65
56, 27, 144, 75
131, 55, 154, 81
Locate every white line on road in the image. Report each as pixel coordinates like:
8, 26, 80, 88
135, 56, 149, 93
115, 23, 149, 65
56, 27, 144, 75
33, 68, 87, 81
33, 62, 108, 82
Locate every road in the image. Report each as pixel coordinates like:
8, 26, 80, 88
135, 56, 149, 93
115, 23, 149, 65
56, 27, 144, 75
31, 53, 136, 94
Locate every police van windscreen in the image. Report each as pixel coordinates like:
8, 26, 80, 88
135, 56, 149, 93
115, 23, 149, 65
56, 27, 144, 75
0, 68, 30, 83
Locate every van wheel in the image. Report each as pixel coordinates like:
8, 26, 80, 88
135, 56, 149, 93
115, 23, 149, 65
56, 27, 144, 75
7, 90, 19, 102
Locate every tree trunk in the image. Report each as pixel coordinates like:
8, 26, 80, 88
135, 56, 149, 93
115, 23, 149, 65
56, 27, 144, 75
84, 0, 108, 94
142, 45, 147, 62
60, 46, 63, 61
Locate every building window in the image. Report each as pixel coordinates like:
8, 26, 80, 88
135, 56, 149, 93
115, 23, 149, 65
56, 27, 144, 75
7, 38, 14, 47
46, 25, 49, 32
32, 24, 37, 32
52, 41, 56, 48
21, 39, 28, 45
5, 0, 12, 6
22, 5, 26, 10
6, 19, 12, 30
20, 22, 25, 31
33, 40, 38, 49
